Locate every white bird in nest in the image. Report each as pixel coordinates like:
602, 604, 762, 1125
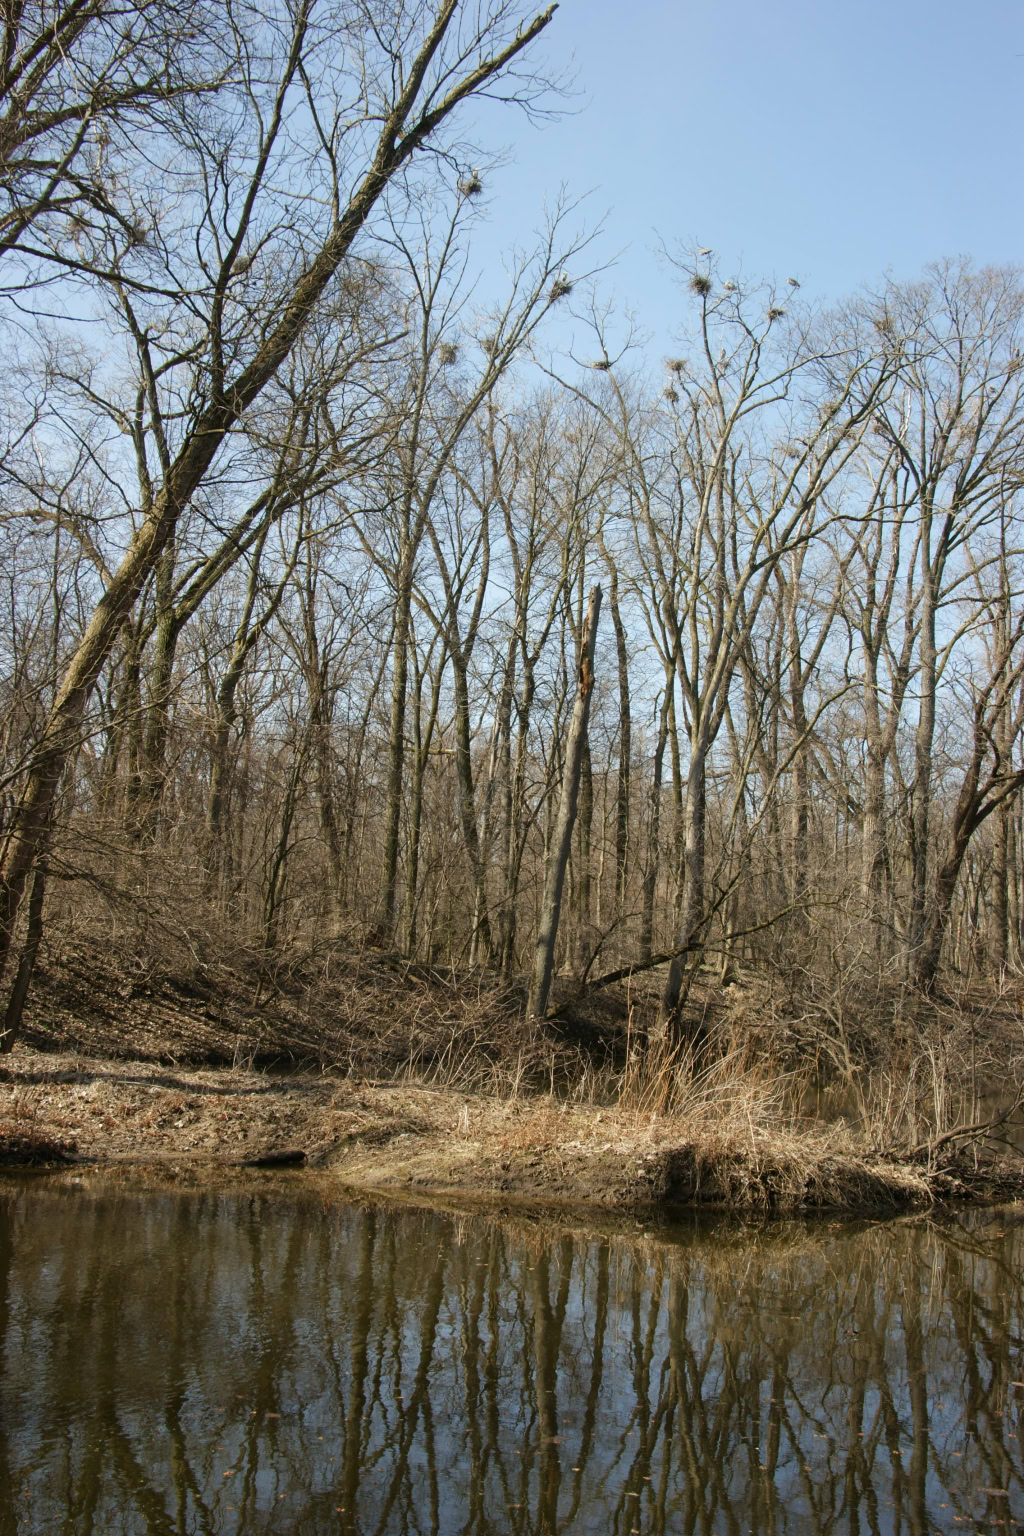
697, 246, 713, 256
723, 280, 737, 292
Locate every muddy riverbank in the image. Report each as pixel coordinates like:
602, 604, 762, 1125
3, 1045, 1022, 1214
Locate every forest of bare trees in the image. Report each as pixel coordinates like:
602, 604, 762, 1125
2, 0, 1024, 1069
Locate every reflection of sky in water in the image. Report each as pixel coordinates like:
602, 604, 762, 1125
1, 1180, 1023, 1533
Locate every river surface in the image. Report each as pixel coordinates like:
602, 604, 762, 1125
1, 1176, 1023, 1534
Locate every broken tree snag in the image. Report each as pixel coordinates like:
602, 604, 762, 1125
527, 585, 602, 1020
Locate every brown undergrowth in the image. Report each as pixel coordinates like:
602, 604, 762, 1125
4, 926, 1024, 1214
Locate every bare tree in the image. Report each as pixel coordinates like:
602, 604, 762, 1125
0, 0, 227, 276
568, 264, 893, 1047
863, 263, 1024, 985
0, 0, 561, 1036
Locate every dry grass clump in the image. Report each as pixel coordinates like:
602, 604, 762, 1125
0, 1110, 78, 1164
632, 1127, 932, 1213
617, 1052, 933, 1212
461, 1046, 938, 1213
684, 958, 1024, 1167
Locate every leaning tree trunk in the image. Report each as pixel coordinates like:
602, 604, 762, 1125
0, 858, 48, 1052
527, 586, 601, 1020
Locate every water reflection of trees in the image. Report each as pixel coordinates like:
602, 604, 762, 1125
1, 1184, 1023, 1534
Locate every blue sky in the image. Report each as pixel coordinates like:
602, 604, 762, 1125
461, 0, 1023, 354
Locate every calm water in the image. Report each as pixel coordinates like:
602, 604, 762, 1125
1, 1177, 1024, 1534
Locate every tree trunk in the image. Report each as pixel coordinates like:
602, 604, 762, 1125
475, 635, 515, 966
134, 541, 178, 844
668, 691, 685, 920
574, 739, 593, 971
499, 663, 536, 976
0, 860, 47, 1051
639, 685, 672, 965
103, 618, 145, 820
262, 742, 306, 958
604, 557, 631, 917
657, 729, 709, 1051
204, 523, 285, 889
788, 698, 809, 918
861, 738, 889, 951
401, 647, 445, 956
402, 755, 426, 957
908, 522, 938, 976
993, 800, 1010, 975
527, 586, 601, 1020
911, 730, 1024, 993
381, 591, 411, 939
451, 648, 492, 965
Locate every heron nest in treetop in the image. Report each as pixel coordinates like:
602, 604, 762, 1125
690, 273, 712, 297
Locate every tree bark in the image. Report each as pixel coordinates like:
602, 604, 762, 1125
0, 859, 47, 1051
908, 511, 939, 976
639, 685, 672, 965
527, 586, 601, 1020
599, 541, 631, 918
657, 731, 709, 1049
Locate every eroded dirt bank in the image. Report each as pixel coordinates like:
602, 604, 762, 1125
3, 1046, 1022, 1214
